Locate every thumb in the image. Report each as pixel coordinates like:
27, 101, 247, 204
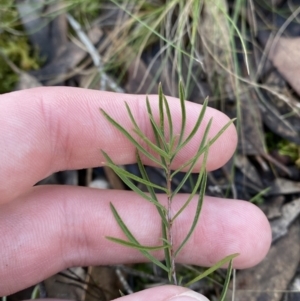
113, 286, 209, 301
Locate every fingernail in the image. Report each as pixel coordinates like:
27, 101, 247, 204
168, 291, 210, 301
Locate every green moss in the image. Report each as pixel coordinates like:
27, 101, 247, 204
278, 141, 300, 168
1, 35, 40, 69
0, 33, 42, 93
266, 131, 300, 167
68, 0, 103, 23
0, 60, 17, 94
0, 0, 42, 94
0, 0, 18, 31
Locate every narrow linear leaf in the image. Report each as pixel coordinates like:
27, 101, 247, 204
125, 102, 169, 156
184, 253, 239, 287
146, 96, 164, 147
169, 135, 178, 155
135, 151, 162, 195
110, 203, 169, 272
188, 173, 195, 190
109, 203, 138, 244
175, 170, 207, 257
158, 83, 164, 136
160, 237, 171, 245
31, 285, 40, 299
133, 128, 171, 160
106, 161, 168, 192
102, 152, 166, 210
102, 151, 167, 192
206, 118, 236, 149
172, 179, 201, 222
168, 270, 172, 284
161, 220, 171, 271
125, 102, 139, 130
172, 144, 209, 221
115, 172, 165, 210
171, 118, 212, 182
170, 155, 196, 178
249, 187, 271, 203
148, 114, 169, 153
175, 97, 209, 154
125, 97, 169, 157
136, 151, 168, 226
106, 237, 168, 251
163, 95, 173, 148
175, 119, 235, 175
146, 97, 167, 166
171, 161, 202, 213
219, 259, 234, 301
177, 81, 186, 147
100, 108, 164, 167
195, 118, 212, 157
171, 117, 235, 179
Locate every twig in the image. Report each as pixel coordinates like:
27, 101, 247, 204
231, 269, 236, 301
115, 265, 168, 284
115, 267, 133, 294
66, 13, 124, 93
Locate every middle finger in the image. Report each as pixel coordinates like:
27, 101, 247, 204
0, 185, 271, 295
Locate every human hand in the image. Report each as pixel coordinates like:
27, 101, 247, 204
0, 87, 271, 300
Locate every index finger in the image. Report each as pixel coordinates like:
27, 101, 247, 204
0, 87, 237, 203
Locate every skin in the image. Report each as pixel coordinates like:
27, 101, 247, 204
0, 87, 272, 299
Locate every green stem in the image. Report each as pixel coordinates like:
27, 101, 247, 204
166, 164, 177, 285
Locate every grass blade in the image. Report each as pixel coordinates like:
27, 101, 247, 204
100, 108, 164, 167
106, 237, 169, 251
219, 259, 234, 301
108, 0, 201, 65
184, 253, 239, 287
217, 3, 249, 74
110, 203, 169, 272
